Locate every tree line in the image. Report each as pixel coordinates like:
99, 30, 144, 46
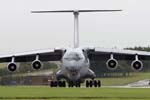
125, 46, 150, 51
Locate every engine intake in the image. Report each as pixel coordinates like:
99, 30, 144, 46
131, 60, 143, 71
31, 60, 42, 70
131, 54, 143, 71
106, 58, 118, 70
7, 62, 17, 72
106, 54, 118, 70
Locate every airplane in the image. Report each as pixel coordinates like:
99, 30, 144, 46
1, 10, 150, 87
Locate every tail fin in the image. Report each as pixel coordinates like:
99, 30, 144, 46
31, 10, 122, 48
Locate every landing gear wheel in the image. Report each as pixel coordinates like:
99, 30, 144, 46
94, 80, 98, 87
89, 80, 93, 87
50, 81, 54, 87
58, 81, 63, 87
62, 81, 66, 87
75, 81, 81, 87
68, 81, 74, 87
97, 80, 101, 87
86, 80, 101, 88
50, 81, 58, 87
68, 81, 81, 87
86, 80, 90, 87
86, 80, 93, 87
94, 80, 101, 87
50, 81, 66, 87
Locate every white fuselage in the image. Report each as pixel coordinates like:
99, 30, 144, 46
56, 48, 95, 82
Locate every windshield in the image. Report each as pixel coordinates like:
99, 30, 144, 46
64, 52, 83, 61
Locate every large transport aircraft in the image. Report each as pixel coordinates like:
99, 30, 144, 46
1, 10, 150, 87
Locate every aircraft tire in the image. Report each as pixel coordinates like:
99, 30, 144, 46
94, 80, 98, 87
93, 80, 101, 87
54, 81, 58, 87
56, 81, 66, 87
86, 80, 101, 88
62, 81, 66, 87
58, 81, 62, 87
97, 80, 101, 87
86, 80, 89, 87
75, 81, 80, 87
89, 80, 93, 87
50, 81, 53, 87
68, 82, 74, 87
50, 81, 58, 87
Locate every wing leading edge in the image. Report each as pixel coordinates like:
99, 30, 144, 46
0, 48, 64, 62
1, 47, 150, 62
87, 47, 150, 61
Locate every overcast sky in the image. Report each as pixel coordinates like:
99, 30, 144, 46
0, 0, 150, 54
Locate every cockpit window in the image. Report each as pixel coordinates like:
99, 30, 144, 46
64, 52, 83, 61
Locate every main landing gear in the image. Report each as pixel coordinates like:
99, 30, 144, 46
50, 80, 66, 87
50, 80, 101, 88
50, 80, 81, 87
85, 80, 101, 87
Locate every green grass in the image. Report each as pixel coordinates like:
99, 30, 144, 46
0, 86, 150, 100
0, 72, 150, 100
100, 72, 150, 86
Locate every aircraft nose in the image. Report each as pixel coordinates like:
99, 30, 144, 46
70, 68, 78, 72
66, 66, 79, 74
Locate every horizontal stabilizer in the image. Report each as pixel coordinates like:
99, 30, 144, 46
31, 10, 122, 13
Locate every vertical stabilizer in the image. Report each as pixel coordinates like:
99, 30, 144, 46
31, 10, 122, 48
73, 10, 79, 48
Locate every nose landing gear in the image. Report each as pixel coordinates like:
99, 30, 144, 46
68, 81, 81, 87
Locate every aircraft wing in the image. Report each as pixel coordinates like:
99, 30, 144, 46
87, 47, 150, 61
0, 48, 63, 63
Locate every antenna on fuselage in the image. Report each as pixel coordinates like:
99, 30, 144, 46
31, 10, 122, 48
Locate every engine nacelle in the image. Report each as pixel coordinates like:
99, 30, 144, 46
7, 62, 18, 72
31, 60, 42, 70
131, 60, 143, 71
106, 58, 118, 70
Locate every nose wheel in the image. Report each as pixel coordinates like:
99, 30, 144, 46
68, 81, 81, 87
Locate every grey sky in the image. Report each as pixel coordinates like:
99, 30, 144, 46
0, 0, 150, 54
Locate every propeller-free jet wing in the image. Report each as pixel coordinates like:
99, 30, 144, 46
1, 10, 150, 87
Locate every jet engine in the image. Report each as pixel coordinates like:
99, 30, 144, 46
106, 54, 118, 70
131, 55, 143, 71
31, 55, 43, 70
7, 62, 17, 72
7, 57, 18, 72
131, 60, 143, 71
